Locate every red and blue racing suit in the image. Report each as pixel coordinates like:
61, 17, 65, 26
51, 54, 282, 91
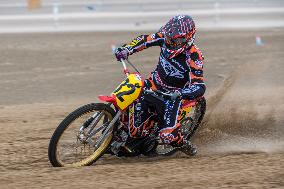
123, 32, 205, 146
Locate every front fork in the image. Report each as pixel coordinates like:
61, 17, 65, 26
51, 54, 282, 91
85, 110, 121, 148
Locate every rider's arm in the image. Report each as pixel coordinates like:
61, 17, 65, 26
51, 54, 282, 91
180, 47, 206, 100
122, 32, 164, 55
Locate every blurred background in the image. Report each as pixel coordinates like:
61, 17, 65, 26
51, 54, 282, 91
0, 0, 284, 33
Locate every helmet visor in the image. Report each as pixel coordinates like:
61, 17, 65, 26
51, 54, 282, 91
165, 36, 187, 50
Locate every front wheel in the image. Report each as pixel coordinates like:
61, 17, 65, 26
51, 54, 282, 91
48, 103, 116, 167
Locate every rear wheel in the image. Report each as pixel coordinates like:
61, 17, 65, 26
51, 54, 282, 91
155, 97, 206, 156
48, 103, 116, 167
181, 97, 206, 140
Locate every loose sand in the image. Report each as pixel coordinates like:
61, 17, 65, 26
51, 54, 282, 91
0, 29, 283, 188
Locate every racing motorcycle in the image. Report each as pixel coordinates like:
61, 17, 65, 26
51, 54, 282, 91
48, 59, 206, 167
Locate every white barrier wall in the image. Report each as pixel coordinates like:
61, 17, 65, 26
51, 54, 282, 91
0, 0, 283, 33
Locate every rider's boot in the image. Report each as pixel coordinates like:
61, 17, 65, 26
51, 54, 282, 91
179, 140, 197, 156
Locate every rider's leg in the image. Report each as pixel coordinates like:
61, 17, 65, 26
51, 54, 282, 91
157, 99, 197, 155
128, 94, 157, 138
157, 99, 184, 146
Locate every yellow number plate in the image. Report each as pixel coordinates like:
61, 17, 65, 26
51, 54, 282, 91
112, 73, 143, 110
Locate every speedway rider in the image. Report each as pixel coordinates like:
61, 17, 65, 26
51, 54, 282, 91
115, 15, 205, 155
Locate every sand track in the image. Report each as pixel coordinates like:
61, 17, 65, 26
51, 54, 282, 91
0, 29, 283, 188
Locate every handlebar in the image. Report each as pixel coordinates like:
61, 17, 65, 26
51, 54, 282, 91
120, 59, 140, 76
119, 59, 129, 76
